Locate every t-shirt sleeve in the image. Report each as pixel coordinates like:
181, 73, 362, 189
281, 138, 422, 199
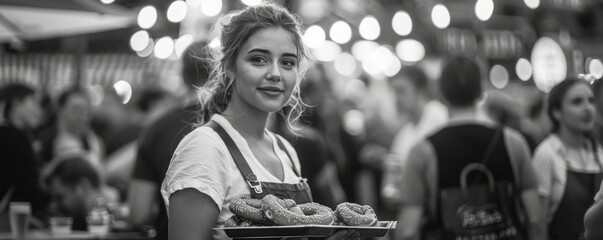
504, 128, 538, 191
531, 142, 555, 198
398, 141, 433, 206
161, 128, 230, 210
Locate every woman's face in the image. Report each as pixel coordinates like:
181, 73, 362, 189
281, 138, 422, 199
60, 93, 92, 131
228, 26, 299, 114
13, 94, 42, 130
555, 83, 596, 133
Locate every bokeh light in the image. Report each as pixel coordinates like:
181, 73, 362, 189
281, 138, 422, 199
113, 80, 133, 104
187, 0, 202, 8
175, 34, 194, 59
303, 25, 326, 49
475, 0, 494, 21
392, 11, 412, 36
130, 30, 150, 52
343, 109, 365, 136
383, 57, 402, 77
330, 21, 352, 44
312, 40, 341, 62
241, 0, 262, 6
359, 16, 380, 40
208, 37, 221, 49
524, 0, 540, 9
201, 0, 222, 17
588, 59, 603, 79
136, 39, 154, 58
396, 39, 425, 62
167, 1, 188, 23
531, 37, 567, 92
515, 58, 532, 81
490, 65, 509, 89
363, 46, 394, 76
352, 40, 379, 61
154, 37, 174, 59
138, 6, 157, 29
334, 52, 357, 76
431, 4, 450, 29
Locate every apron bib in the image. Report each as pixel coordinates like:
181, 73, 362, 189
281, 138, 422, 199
549, 143, 603, 240
206, 121, 313, 204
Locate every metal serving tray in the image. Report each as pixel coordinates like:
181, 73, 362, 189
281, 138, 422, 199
214, 221, 397, 239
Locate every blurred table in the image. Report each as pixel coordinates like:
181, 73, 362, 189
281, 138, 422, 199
0, 230, 153, 240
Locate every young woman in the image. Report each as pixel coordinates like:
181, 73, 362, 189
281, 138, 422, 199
161, 3, 358, 240
533, 77, 603, 240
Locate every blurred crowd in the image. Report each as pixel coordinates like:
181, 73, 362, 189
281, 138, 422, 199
1, 39, 603, 240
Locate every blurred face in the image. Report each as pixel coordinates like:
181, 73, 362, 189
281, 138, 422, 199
554, 83, 596, 133
48, 178, 87, 217
390, 78, 419, 114
12, 95, 42, 130
60, 94, 91, 132
228, 27, 299, 114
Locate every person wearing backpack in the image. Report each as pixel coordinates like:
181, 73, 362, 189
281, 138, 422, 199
532, 77, 603, 240
395, 56, 542, 240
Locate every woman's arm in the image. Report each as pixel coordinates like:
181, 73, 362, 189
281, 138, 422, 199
128, 179, 156, 226
585, 199, 603, 240
521, 189, 546, 240
169, 189, 220, 240
535, 196, 549, 240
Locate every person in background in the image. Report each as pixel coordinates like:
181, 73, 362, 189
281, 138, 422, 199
43, 155, 108, 231
592, 78, 603, 144
586, 78, 603, 240
395, 56, 542, 240
0, 83, 49, 230
380, 65, 448, 208
161, 3, 357, 240
127, 40, 210, 240
584, 180, 603, 240
532, 77, 603, 240
104, 88, 175, 200
40, 87, 104, 171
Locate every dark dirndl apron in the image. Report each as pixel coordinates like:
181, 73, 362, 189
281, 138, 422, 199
206, 121, 313, 203
548, 146, 603, 240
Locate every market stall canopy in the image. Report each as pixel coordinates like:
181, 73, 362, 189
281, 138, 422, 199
0, 0, 136, 43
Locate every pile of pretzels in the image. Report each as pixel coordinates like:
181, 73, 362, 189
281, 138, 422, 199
224, 194, 378, 227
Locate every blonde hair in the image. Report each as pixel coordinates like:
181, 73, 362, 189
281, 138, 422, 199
197, 2, 313, 132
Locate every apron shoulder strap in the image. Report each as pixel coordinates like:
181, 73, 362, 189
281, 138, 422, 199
274, 136, 301, 177
205, 121, 261, 192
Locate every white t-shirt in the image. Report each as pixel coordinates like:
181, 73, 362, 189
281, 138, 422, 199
161, 114, 302, 239
532, 134, 603, 221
